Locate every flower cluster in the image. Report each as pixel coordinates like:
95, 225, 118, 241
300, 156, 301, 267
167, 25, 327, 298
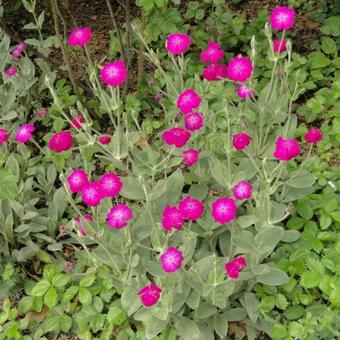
201, 41, 227, 82
225, 256, 247, 279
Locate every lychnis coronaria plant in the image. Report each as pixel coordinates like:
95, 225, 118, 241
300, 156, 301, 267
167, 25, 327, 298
4, 5, 322, 339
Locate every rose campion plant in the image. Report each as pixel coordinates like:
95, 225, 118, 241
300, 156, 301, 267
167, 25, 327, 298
35, 7, 319, 339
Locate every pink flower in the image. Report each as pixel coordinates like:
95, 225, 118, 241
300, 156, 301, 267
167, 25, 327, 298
166, 33, 191, 55
81, 182, 101, 206
67, 27, 92, 47
15, 123, 35, 143
5, 66, 17, 76
184, 112, 204, 131
160, 247, 183, 273
98, 173, 123, 198
233, 181, 253, 200
200, 41, 224, 64
178, 196, 204, 221
100, 61, 128, 87
304, 129, 323, 144
75, 214, 93, 236
211, 197, 237, 224
202, 64, 227, 81
161, 127, 191, 148
232, 132, 252, 151
183, 149, 199, 167
154, 92, 162, 102
67, 169, 88, 193
98, 135, 111, 144
273, 136, 301, 161
270, 7, 296, 31
226, 56, 253, 83
177, 88, 201, 115
225, 256, 246, 279
162, 206, 184, 231
71, 114, 85, 129
138, 284, 162, 307
48, 131, 73, 152
273, 39, 287, 53
0, 129, 9, 144
11, 43, 26, 58
236, 85, 254, 99
107, 204, 133, 229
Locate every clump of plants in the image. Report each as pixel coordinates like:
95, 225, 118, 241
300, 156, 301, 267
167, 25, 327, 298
1, 2, 337, 339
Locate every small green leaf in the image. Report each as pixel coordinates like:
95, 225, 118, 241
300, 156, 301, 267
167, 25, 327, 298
284, 305, 304, 320
107, 306, 127, 326
175, 317, 201, 340
79, 274, 96, 288
44, 287, 57, 309
52, 274, 70, 288
79, 287, 92, 305
31, 280, 50, 297
300, 271, 321, 288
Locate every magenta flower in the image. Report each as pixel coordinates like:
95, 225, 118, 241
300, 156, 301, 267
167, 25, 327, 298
273, 39, 287, 53
0, 129, 9, 144
225, 256, 246, 279
178, 196, 204, 221
161, 127, 191, 148
75, 214, 93, 236
273, 136, 301, 161
202, 64, 227, 81
98, 172, 123, 198
177, 88, 201, 115
98, 135, 111, 144
11, 43, 26, 58
48, 131, 73, 153
67, 169, 88, 193
100, 61, 128, 87
233, 181, 253, 200
138, 284, 162, 307
81, 182, 101, 206
166, 33, 191, 55
184, 112, 204, 132
160, 247, 184, 273
183, 149, 199, 167
71, 114, 85, 129
107, 204, 133, 229
200, 41, 224, 64
211, 197, 237, 224
15, 123, 35, 143
162, 206, 185, 231
304, 129, 323, 144
270, 7, 296, 31
232, 132, 252, 151
226, 56, 253, 83
236, 85, 254, 99
5, 66, 17, 76
67, 27, 92, 47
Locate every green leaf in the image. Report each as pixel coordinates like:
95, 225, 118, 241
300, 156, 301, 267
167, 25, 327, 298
0, 169, 18, 199
214, 312, 228, 338
256, 268, 289, 286
321, 37, 337, 55
330, 285, 340, 307
209, 157, 229, 187
255, 226, 284, 255
275, 294, 288, 310
121, 287, 141, 316
308, 51, 331, 69
300, 271, 321, 288
79, 287, 92, 305
59, 315, 72, 333
285, 171, 315, 188
296, 200, 314, 220
52, 273, 70, 288
62, 285, 79, 303
244, 293, 259, 323
120, 177, 146, 200
284, 305, 304, 320
31, 280, 50, 297
331, 212, 340, 222
272, 324, 289, 338
175, 317, 201, 340
79, 274, 96, 288
107, 306, 127, 326
287, 217, 305, 230
321, 16, 340, 37
44, 287, 57, 309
